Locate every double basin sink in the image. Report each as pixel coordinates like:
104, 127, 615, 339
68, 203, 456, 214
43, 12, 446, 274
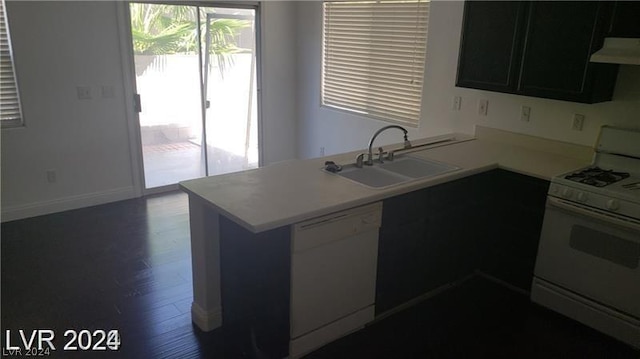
332, 155, 460, 188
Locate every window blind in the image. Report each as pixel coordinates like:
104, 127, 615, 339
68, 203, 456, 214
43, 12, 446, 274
1, 0, 22, 126
322, 0, 429, 127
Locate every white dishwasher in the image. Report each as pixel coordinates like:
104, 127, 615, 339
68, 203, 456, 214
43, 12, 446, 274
289, 202, 382, 358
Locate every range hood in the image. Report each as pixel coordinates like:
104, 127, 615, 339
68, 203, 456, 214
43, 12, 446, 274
590, 38, 640, 65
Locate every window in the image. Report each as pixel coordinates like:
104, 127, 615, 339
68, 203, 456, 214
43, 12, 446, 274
322, 0, 429, 127
1, 0, 23, 127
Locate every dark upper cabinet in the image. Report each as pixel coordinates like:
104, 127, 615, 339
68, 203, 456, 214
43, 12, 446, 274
519, 2, 618, 103
456, 1, 619, 104
456, 2, 526, 92
608, 1, 640, 37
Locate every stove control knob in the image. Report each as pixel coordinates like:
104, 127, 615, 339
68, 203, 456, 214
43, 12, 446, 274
606, 199, 620, 211
562, 188, 573, 198
576, 192, 588, 202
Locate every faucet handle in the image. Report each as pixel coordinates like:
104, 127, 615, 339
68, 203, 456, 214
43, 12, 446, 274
355, 153, 365, 168
378, 147, 385, 163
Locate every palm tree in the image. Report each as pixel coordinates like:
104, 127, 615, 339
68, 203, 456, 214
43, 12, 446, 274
130, 3, 250, 74
129, 4, 195, 55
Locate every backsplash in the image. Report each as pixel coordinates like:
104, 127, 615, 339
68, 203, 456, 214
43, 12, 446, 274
422, 1, 640, 148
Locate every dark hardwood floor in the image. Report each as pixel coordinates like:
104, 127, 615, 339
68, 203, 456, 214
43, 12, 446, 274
306, 277, 639, 359
2, 192, 638, 358
2, 192, 222, 358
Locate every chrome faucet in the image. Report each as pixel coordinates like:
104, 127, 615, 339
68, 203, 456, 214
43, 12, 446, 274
364, 125, 412, 165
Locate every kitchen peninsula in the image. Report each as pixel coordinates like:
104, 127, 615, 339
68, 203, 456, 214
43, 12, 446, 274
179, 126, 591, 358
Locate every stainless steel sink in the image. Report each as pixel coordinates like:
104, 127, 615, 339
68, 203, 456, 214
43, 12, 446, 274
337, 165, 410, 188
334, 156, 459, 188
379, 156, 459, 178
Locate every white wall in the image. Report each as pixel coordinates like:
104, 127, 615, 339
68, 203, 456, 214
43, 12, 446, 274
1, 1, 298, 221
295, 1, 640, 159
1, 1, 136, 221
260, 1, 298, 165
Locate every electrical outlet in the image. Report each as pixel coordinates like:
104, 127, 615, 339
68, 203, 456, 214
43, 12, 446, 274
320, 147, 325, 156
452, 96, 461, 111
572, 114, 585, 131
76, 86, 92, 100
46, 170, 57, 184
478, 99, 488, 116
520, 106, 531, 122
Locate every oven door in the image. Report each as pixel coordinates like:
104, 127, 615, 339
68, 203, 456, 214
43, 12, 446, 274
534, 196, 640, 318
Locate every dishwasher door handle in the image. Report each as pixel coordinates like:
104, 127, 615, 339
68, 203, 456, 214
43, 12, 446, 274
361, 213, 379, 225
293, 203, 382, 253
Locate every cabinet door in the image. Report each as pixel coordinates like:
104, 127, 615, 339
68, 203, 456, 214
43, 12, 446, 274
219, 217, 291, 359
376, 217, 430, 314
608, 1, 640, 37
375, 175, 490, 315
456, 1, 526, 92
479, 170, 549, 291
518, 1, 618, 103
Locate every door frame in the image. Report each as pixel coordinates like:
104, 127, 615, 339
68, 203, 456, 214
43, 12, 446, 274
115, 1, 263, 196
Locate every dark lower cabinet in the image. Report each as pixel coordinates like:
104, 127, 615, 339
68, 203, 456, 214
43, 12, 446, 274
219, 216, 291, 359
376, 171, 495, 314
377, 216, 430, 314
376, 170, 549, 314
480, 170, 549, 291
457, 1, 619, 103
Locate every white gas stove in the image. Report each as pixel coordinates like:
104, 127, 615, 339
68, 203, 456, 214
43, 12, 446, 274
550, 125, 640, 220
533, 126, 640, 350
550, 166, 640, 219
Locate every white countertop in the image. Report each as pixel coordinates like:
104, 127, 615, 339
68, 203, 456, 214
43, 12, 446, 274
180, 128, 592, 233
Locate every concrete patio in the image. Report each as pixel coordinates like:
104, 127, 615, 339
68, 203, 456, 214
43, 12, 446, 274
136, 53, 258, 188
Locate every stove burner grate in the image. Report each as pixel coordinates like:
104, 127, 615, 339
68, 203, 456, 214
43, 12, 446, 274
565, 166, 630, 187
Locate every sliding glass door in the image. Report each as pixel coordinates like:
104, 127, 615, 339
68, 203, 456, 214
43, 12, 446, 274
129, 3, 258, 189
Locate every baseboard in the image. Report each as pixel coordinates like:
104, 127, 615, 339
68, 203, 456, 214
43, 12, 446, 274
1, 186, 138, 222
373, 272, 527, 324
191, 302, 222, 332
374, 273, 476, 323
475, 270, 531, 296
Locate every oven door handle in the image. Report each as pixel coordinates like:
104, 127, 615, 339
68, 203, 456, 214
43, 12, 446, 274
547, 197, 640, 233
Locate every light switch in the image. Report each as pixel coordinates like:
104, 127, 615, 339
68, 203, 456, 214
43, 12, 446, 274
101, 85, 115, 99
76, 86, 92, 100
